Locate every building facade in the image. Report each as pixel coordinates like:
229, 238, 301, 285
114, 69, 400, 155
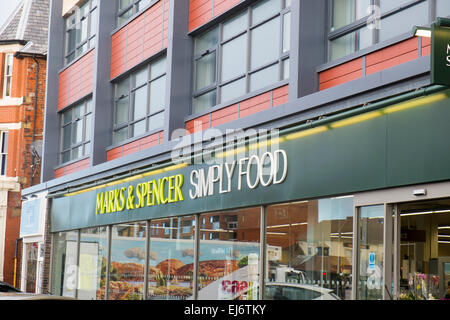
22, 0, 450, 300
0, 0, 49, 292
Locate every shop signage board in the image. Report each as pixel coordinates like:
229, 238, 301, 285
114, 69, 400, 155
431, 18, 450, 86
20, 197, 42, 237
51, 89, 450, 232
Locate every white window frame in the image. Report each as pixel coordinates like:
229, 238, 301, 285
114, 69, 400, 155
3, 54, 13, 98
0, 131, 8, 176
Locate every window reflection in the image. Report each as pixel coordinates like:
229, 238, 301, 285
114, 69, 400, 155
148, 216, 195, 300
78, 227, 108, 300
266, 197, 354, 300
198, 208, 261, 300
108, 223, 146, 300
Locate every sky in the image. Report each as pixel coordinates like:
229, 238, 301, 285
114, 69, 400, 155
0, 0, 23, 30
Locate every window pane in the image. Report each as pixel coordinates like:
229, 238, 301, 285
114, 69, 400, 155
71, 145, 82, 160
148, 217, 195, 300
221, 34, 247, 82
149, 112, 164, 131
116, 78, 130, 98
63, 125, 72, 149
379, 0, 413, 13
193, 90, 216, 114
198, 208, 261, 300
358, 205, 384, 300
252, 0, 281, 26
108, 223, 147, 300
329, 26, 372, 60
83, 142, 91, 156
90, 8, 97, 38
221, 77, 246, 103
133, 67, 148, 88
132, 120, 146, 137
266, 197, 354, 300
223, 11, 248, 41
1, 155, 6, 175
379, 2, 429, 43
115, 97, 129, 125
114, 127, 128, 144
251, 17, 280, 70
86, 99, 93, 113
50, 231, 79, 298
1, 133, 8, 153
283, 12, 290, 53
85, 114, 92, 141
250, 64, 278, 92
195, 27, 219, 54
150, 56, 167, 79
132, 86, 148, 120
120, 0, 133, 10
61, 151, 70, 163
195, 52, 216, 91
149, 76, 165, 114
118, 8, 133, 26
138, 0, 152, 11
72, 119, 84, 144
331, 0, 370, 31
67, 29, 76, 53
436, 0, 450, 17
78, 227, 108, 300
283, 58, 289, 80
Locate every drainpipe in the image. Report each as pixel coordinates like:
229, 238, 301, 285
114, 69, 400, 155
30, 54, 39, 187
13, 238, 22, 288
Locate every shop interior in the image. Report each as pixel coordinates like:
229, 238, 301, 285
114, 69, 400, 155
398, 198, 450, 300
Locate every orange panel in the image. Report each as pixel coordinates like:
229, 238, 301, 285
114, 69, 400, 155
366, 51, 418, 75
319, 58, 362, 84
189, 0, 212, 31
319, 70, 362, 91
214, 0, 240, 17
239, 92, 271, 118
211, 104, 238, 127
186, 114, 210, 134
272, 85, 289, 107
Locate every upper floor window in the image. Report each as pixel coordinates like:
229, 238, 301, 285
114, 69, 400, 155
60, 98, 93, 164
328, 0, 442, 61
0, 132, 8, 176
3, 54, 13, 97
65, 0, 98, 65
192, 0, 291, 115
117, 0, 153, 27
113, 56, 166, 145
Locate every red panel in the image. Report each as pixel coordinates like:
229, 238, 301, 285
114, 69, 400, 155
106, 131, 163, 161
366, 38, 418, 75
106, 147, 123, 161
421, 36, 431, 56
272, 85, 289, 107
214, 0, 240, 17
319, 58, 362, 84
239, 92, 271, 118
186, 115, 209, 134
211, 104, 238, 127
55, 158, 90, 178
319, 70, 363, 91
188, 0, 212, 31
140, 132, 160, 150
58, 50, 95, 110
111, 1, 167, 80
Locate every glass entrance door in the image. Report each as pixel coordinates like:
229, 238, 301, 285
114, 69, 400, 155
356, 205, 385, 300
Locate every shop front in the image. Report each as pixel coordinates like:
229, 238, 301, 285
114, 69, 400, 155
47, 87, 450, 300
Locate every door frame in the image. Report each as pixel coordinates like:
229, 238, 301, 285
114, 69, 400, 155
352, 180, 450, 300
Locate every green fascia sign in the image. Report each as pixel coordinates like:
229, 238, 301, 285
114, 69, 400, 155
51, 88, 450, 232
431, 17, 450, 86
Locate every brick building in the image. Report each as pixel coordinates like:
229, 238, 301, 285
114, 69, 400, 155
22, 0, 450, 300
0, 0, 49, 291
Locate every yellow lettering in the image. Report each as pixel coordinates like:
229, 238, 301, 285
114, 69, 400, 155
175, 174, 184, 202
135, 183, 143, 209
152, 180, 160, 205
146, 181, 154, 206
96, 192, 105, 215
103, 191, 109, 213
168, 176, 175, 203
119, 187, 126, 211
109, 190, 115, 213
160, 177, 169, 204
